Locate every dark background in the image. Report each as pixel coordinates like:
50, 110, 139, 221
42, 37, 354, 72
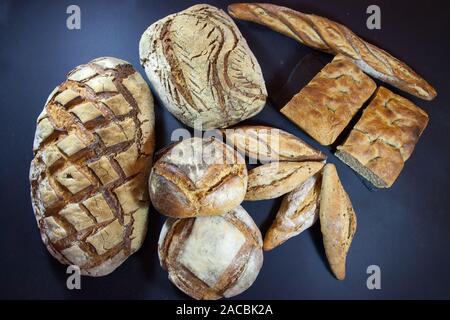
0, 0, 449, 299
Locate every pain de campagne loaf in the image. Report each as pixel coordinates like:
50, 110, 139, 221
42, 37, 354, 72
139, 4, 267, 130
149, 137, 247, 218
228, 3, 436, 100
158, 206, 263, 300
30, 57, 155, 276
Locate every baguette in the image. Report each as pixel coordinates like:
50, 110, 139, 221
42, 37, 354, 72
228, 3, 436, 100
245, 161, 324, 201
223, 125, 326, 162
320, 164, 357, 280
263, 174, 321, 251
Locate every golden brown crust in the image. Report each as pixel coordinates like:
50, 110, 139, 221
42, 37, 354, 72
29, 57, 155, 276
149, 137, 248, 218
228, 3, 436, 100
245, 161, 324, 201
139, 4, 267, 130
336, 87, 428, 188
281, 55, 376, 145
319, 164, 357, 280
222, 125, 326, 161
158, 206, 263, 300
263, 174, 321, 251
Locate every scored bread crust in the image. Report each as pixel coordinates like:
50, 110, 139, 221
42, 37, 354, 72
139, 4, 267, 130
228, 3, 436, 100
222, 125, 326, 162
149, 137, 248, 218
158, 206, 263, 300
263, 174, 321, 251
336, 87, 429, 188
281, 55, 376, 146
29, 57, 155, 276
319, 164, 357, 280
245, 161, 324, 201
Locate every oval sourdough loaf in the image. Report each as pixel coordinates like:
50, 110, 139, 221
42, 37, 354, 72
149, 137, 247, 218
158, 206, 263, 300
139, 4, 267, 130
29, 57, 155, 276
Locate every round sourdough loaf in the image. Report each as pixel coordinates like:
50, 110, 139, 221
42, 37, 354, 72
29, 57, 155, 276
139, 4, 267, 130
158, 206, 263, 300
149, 137, 247, 218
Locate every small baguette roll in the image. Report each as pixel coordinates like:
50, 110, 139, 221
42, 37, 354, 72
319, 164, 357, 280
245, 161, 324, 201
263, 174, 321, 251
223, 125, 326, 162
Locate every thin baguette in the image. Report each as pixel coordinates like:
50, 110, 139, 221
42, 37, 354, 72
228, 3, 436, 100
319, 164, 357, 280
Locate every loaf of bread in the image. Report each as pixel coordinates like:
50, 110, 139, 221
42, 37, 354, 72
223, 125, 326, 162
140, 4, 267, 130
158, 206, 263, 300
320, 164, 357, 280
264, 174, 321, 251
336, 87, 429, 188
29, 57, 155, 276
245, 161, 324, 201
228, 3, 436, 100
281, 55, 377, 145
149, 137, 247, 218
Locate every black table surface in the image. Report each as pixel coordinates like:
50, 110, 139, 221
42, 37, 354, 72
1, 0, 449, 299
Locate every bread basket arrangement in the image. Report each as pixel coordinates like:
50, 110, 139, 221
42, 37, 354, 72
29, 3, 435, 299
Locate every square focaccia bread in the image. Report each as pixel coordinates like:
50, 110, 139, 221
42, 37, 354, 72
281, 55, 376, 145
29, 57, 155, 276
336, 87, 428, 188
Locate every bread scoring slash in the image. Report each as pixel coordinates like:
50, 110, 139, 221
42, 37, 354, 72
139, 4, 267, 130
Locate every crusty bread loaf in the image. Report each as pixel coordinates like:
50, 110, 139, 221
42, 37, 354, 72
222, 125, 326, 162
158, 206, 263, 300
245, 161, 324, 201
228, 3, 436, 100
140, 4, 267, 130
281, 55, 377, 145
336, 87, 429, 188
264, 174, 321, 251
320, 164, 356, 280
149, 137, 247, 218
29, 57, 155, 276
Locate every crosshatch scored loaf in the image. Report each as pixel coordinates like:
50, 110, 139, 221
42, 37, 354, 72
29, 57, 155, 276
139, 4, 267, 130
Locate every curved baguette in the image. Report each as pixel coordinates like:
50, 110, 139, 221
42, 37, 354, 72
228, 3, 436, 100
320, 164, 357, 280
